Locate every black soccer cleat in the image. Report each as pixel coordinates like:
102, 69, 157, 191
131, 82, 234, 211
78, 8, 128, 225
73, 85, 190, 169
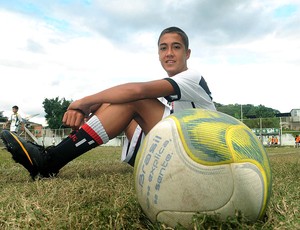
0, 130, 58, 179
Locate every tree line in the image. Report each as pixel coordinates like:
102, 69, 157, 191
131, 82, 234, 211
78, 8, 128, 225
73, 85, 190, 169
215, 102, 281, 120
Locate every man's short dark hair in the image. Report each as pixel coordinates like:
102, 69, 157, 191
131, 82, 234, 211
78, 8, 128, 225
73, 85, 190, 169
12, 105, 19, 110
158, 26, 189, 50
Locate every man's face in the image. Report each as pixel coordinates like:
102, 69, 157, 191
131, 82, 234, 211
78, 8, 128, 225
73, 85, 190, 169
12, 108, 18, 114
158, 32, 191, 77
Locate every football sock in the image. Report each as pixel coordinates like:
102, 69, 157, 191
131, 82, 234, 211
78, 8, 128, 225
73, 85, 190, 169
46, 115, 109, 173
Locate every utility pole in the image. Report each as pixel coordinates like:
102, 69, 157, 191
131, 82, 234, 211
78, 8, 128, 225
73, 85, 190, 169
241, 104, 243, 122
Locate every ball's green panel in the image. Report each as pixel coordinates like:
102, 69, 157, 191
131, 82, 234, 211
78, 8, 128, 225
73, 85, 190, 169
170, 109, 242, 164
170, 109, 270, 170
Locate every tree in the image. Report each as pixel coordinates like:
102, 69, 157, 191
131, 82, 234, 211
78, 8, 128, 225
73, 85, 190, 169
215, 103, 280, 119
254, 105, 278, 118
43, 97, 72, 129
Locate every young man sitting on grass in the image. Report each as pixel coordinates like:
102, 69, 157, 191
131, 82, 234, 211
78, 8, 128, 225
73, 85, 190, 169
0, 26, 216, 179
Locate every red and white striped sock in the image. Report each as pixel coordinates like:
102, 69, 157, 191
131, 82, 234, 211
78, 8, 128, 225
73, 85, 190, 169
81, 115, 109, 145
47, 115, 109, 172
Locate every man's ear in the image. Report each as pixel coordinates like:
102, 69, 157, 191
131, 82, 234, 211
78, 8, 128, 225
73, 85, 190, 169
186, 49, 191, 59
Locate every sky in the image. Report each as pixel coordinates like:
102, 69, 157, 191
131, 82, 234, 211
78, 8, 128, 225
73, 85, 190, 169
0, 0, 299, 126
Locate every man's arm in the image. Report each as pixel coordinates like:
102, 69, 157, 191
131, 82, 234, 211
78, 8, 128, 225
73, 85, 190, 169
63, 79, 175, 129
68, 79, 175, 115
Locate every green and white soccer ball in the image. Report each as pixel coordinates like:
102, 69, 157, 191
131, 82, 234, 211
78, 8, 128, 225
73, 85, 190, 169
134, 109, 272, 228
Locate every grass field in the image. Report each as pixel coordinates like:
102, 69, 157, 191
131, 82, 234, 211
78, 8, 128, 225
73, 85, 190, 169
0, 146, 299, 229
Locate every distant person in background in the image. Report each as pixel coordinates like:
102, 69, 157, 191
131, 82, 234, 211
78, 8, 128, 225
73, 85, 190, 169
267, 136, 272, 147
295, 135, 300, 148
3, 106, 23, 134
274, 136, 278, 145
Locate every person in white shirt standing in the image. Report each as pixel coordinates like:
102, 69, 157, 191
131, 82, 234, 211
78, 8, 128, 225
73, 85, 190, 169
4, 105, 23, 134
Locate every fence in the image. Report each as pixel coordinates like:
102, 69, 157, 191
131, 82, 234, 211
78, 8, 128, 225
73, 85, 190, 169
25, 128, 126, 147
242, 117, 300, 146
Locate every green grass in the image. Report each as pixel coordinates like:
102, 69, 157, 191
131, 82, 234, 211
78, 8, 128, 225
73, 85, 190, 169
0, 146, 299, 229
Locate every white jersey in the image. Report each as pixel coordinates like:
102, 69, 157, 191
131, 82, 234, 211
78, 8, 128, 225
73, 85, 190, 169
164, 68, 216, 112
121, 68, 216, 166
9, 113, 22, 132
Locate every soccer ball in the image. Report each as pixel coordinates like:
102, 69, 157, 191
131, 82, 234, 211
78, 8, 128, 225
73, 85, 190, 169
134, 109, 272, 228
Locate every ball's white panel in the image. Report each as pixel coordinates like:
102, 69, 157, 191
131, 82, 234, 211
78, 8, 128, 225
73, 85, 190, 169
135, 118, 234, 223
214, 163, 265, 221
